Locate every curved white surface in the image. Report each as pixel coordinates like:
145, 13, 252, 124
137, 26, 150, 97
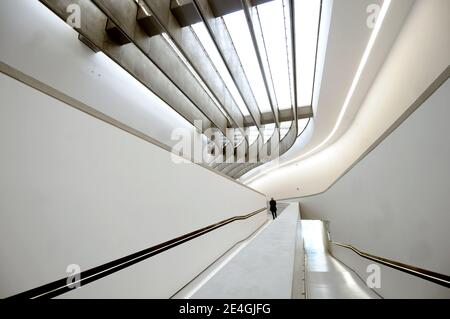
245, 0, 447, 198
241, 0, 415, 185
301, 77, 450, 298
0, 71, 267, 298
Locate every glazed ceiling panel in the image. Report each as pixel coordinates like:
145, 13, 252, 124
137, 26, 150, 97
38, 0, 321, 179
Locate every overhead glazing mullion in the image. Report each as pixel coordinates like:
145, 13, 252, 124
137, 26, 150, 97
239, 0, 279, 127
194, 0, 264, 130
295, 0, 321, 107
223, 10, 271, 116
89, 0, 229, 135
141, 0, 248, 140
190, 23, 249, 118
257, 0, 294, 111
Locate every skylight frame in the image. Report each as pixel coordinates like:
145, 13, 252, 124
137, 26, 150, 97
223, 10, 273, 115
294, 0, 322, 107
161, 32, 233, 124
256, 0, 294, 111
190, 22, 251, 118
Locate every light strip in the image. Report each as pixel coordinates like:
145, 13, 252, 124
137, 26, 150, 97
244, 0, 392, 184
253, 7, 279, 111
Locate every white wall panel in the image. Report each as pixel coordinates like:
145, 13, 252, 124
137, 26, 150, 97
0, 62, 266, 299
300, 78, 450, 298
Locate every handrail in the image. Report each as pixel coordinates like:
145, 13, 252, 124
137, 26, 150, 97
332, 242, 450, 288
6, 207, 268, 299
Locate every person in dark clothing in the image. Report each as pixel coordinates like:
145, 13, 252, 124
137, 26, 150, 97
269, 198, 277, 219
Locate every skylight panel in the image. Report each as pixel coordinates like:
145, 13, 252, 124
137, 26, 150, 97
161, 32, 232, 123
223, 11, 272, 114
295, 0, 321, 107
257, 0, 293, 111
191, 22, 250, 117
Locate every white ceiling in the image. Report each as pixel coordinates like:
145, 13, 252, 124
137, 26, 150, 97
241, 0, 415, 185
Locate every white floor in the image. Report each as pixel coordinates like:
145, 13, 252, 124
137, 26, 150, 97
173, 203, 379, 299
189, 204, 300, 299
306, 252, 381, 299
303, 221, 380, 299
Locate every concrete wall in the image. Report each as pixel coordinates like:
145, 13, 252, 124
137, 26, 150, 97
0, 0, 267, 298
300, 78, 450, 298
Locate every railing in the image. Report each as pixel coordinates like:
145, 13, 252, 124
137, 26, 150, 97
332, 242, 450, 288
6, 207, 268, 299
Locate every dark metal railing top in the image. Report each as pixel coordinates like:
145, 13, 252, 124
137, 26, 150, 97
332, 242, 450, 288
6, 207, 267, 299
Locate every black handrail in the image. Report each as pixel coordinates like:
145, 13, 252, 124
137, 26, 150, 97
332, 242, 450, 288
6, 207, 267, 299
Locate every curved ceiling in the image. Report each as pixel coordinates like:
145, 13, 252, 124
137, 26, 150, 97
244, 0, 449, 198
240, 0, 416, 186
3, 0, 430, 191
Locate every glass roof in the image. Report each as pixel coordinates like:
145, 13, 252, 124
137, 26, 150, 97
295, 0, 321, 107
224, 11, 272, 114
191, 22, 250, 117
257, 0, 293, 111
161, 32, 232, 123
166, 0, 320, 148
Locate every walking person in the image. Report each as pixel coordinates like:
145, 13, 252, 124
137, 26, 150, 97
269, 198, 277, 220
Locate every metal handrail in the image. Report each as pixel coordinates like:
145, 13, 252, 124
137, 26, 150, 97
332, 241, 450, 288
7, 207, 268, 299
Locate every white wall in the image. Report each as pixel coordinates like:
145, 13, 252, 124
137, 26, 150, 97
0, 73, 267, 298
0, 0, 195, 151
300, 78, 450, 298
0, 1, 267, 298
248, 0, 449, 199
